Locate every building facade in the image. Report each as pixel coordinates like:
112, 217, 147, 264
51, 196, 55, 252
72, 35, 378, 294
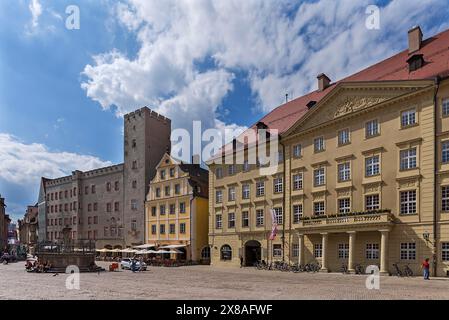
145, 153, 209, 262
37, 107, 171, 248
18, 204, 38, 247
208, 26, 449, 277
0, 195, 10, 250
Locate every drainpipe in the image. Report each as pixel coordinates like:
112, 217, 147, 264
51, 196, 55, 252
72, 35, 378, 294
280, 139, 286, 262
433, 75, 441, 277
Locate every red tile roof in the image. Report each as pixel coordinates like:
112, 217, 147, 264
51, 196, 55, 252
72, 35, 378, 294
256, 27, 449, 135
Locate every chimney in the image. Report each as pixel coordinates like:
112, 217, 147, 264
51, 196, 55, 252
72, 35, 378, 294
317, 73, 331, 91
408, 26, 423, 54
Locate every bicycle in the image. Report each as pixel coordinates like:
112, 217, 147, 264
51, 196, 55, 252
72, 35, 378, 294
403, 264, 413, 277
340, 263, 349, 274
392, 263, 403, 277
354, 263, 364, 275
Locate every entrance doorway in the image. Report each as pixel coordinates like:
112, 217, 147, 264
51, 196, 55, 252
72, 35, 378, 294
244, 240, 261, 266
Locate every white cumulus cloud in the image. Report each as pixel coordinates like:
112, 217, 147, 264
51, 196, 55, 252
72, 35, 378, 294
0, 133, 112, 186
28, 0, 42, 29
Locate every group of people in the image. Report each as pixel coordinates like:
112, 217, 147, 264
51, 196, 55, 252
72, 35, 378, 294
25, 259, 52, 273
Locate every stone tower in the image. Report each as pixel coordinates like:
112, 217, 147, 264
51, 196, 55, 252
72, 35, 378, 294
123, 107, 171, 246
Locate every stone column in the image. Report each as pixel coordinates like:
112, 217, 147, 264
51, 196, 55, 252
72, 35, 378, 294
320, 233, 329, 272
380, 229, 390, 275
347, 231, 356, 274
298, 233, 304, 266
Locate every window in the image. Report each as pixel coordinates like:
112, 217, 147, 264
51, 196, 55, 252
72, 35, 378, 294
338, 243, 349, 259
164, 185, 170, 196
170, 167, 175, 177
201, 247, 210, 259
314, 202, 325, 216
160, 205, 166, 215
366, 243, 379, 260
91, 185, 96, 194
151, 225, 156, 235
88, 203, 92, 212
132, 180, 137, 189
216, 190, 223, 203
400, 243, 416, 260
228, 164, 236, 176
228, 212, 235, 228
400, 148, 417, 170
278, 150, 284, 162
106, 203, 111, 213
114, 202, 119, 212
365, 155, 380, 176
242, 184, 250, 199
293, 173, 303, 190
401, 109, 416, 127
338, 162, 351, 182
216, 214, 222, 229
365, 194, 380, 211
442, 243, 449, 261
220, 245, 232, 261
151, 206, 157, 217
160, 224, 166, 234
273, 177, 283, 193
155, 188, 161, 198
256, 210, 264, 226
273, 244, 282, 257
314, 243, 323, 258
228, 187, 236, 201
180, 223, 186, 234
292, 244, 299, 257
169, 224, 176, 234
169, 204, 175, 214
93, 216, 98, 224
242, 211, 249, 227
180, 202, 186, 213
132, 139, 136, 148
443, 98, 449, 116
132, 160, 137, 169
216, 167, 223, 179
400, 190, 417, 215
243, 160, 250, 172
442, 186, 449, 212
274, 207, 283, 224
131, 220, 137, 231
256, 181, 265, 197
338, 198, 351, 214
65, 190, 68, 198
338, 129, 350, 146
93, 203, 98, 211
114, 181, 119, 191
106, 182, 111, 191
314, 136, 325, 153
175, 184, 181, 195
293, 204, 303, 223
366, 119, 379, 138
160, 170, 166, 180
293, 144, 302, 158
88, 217, 92, 225
131, 200, 137, 210
442, 141, 449, 163
104, 227, 109, 237
313, 167, 325, 187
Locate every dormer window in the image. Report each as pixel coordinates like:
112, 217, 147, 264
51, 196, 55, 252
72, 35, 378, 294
307, 101, 317, 109
407, 54, 424, 72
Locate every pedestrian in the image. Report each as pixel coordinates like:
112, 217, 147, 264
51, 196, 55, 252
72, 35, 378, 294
422, 258, 430, 280
239, 255, 243, 268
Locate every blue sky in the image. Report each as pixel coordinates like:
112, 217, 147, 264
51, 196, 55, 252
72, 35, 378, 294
1, 0, 449, 221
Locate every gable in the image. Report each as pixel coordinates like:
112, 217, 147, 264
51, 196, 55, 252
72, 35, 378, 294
285, 82, 432, 137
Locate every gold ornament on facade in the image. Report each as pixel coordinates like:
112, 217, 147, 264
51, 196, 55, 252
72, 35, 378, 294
334, 96, 388, 118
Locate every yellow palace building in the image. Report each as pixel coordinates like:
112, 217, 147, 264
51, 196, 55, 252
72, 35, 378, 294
145, 153, 210, 262
207, 26, 449, 277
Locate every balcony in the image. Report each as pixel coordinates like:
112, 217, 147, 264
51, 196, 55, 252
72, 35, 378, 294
296, 210, 394, 233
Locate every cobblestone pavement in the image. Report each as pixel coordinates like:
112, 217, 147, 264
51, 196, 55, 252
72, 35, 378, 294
1, 261, 449, 300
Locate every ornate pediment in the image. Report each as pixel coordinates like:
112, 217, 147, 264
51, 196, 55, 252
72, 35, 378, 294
334, 96, 389, 118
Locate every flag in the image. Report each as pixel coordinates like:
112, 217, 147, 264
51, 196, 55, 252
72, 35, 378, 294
269, 208, 278, 240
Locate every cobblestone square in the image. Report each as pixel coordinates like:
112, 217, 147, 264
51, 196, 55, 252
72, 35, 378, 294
1, 262, 449, 300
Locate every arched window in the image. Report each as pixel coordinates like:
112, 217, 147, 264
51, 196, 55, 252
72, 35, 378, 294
220, 245, 232, 261
201, 246, 211, 259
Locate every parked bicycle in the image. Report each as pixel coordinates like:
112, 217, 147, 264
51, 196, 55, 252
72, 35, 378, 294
403, 264, 413, 277
340, 263, 349, 274
354, 263, 364, 275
